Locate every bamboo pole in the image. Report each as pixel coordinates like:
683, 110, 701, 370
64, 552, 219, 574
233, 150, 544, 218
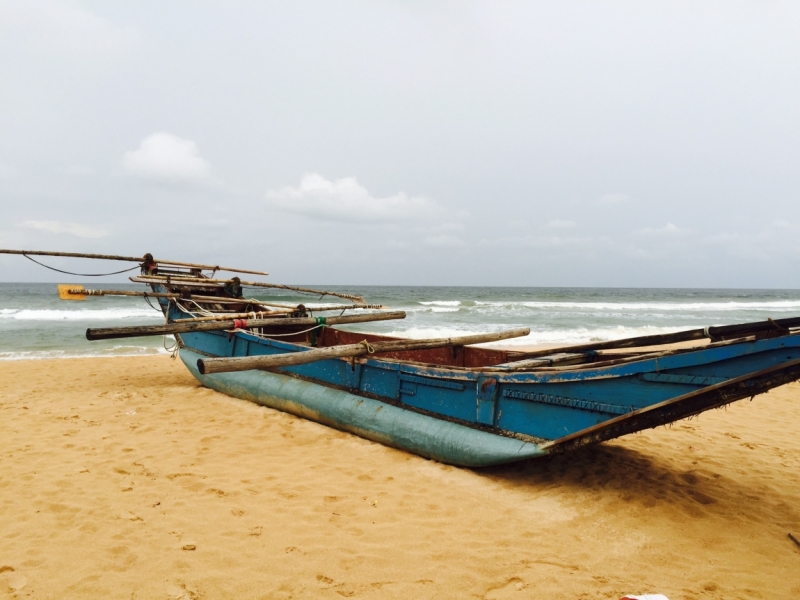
510, 316, 800, 360
172, 304, 386, 322
0, 248, 269, 276
197, 328, 530, 374
85, 311, 407, 341
260, 303, 386, 311
132, 275, 364, 303
130, 277, 224, 287
172, 295, 266, 305
59, 286, 179, 300
173, 311, 291, 322
58, 287, 268, 305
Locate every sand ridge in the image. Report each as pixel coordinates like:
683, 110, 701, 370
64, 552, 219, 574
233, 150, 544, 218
1, 355, 799, 599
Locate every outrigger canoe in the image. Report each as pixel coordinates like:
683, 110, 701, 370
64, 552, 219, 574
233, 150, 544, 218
4, 248, 800, 467
106, 277, 800, 467
173, 321, 800, 466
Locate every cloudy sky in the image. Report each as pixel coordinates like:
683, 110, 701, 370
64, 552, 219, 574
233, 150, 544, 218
1, 1, 799, 287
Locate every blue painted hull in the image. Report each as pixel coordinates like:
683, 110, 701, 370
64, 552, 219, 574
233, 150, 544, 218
180, 349, 546, 466
175, 323, 800, 466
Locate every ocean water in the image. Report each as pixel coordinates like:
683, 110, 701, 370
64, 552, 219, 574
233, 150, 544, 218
2, 282, 800, 360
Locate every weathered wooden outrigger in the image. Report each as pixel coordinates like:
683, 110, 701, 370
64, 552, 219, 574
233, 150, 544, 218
5, 247, 800, 467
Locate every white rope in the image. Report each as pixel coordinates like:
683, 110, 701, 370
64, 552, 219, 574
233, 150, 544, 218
171, 300, 203, 317
182, 299, 216, 316
163, 333, 181, 359
231, 324, 325, 338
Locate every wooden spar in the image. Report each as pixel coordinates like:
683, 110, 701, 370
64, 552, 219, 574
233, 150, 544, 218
173, 311, 291, 322
257, 303, 386, 311
527, 334, 764, 373
57, 287, 269, 305
511, 316, 800, 360
197, 328, 530, 374
132, 275, 365, 303
85, 311, 407, 341
130, 276, 386, 312
62, 287, 180, 299
0, 248, 269, 276
172, 304, 386, 322
131, 278, 224, 288
173, 295, 264, 305
132, 277, 381, 310
224, 282, 365, 303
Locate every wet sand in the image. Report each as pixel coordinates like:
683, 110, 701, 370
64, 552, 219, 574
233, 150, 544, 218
1, 355, 799, 599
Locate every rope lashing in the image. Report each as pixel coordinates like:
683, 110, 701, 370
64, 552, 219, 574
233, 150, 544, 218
315, 316, 327, 326
233, 319, 247, 329
360, 339, 375, 353
232, 324, 326, 337
768, 318, 791, 334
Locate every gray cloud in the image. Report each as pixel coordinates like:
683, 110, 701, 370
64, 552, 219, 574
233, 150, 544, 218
634, 223, 689, 238
20, 220, 108, 239
1, 2, 799, 287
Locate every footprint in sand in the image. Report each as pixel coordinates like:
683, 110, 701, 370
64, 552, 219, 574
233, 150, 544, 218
1, 567, 28, 592
166, 582, 200, 599
118, 510, 143, 522
484, 577, 527, 599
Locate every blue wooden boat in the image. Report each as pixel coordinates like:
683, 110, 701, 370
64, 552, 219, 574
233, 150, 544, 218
31, 249, 794, 467
116, 279, 800, 467
5, 247, 798, 467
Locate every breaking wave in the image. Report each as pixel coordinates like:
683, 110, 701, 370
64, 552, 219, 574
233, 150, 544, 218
381, 325, 688, 347
0, 308, 162, 321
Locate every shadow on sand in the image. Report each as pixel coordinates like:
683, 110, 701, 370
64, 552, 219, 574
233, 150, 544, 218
477, 441, 798, 522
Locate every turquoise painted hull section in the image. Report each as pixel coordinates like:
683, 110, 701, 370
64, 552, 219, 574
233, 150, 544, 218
180, 349, 548, 467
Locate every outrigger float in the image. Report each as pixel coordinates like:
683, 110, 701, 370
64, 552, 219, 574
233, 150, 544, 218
5, 248, 800, 467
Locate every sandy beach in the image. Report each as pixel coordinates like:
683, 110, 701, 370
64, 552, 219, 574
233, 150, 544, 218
1, 355, 799, 599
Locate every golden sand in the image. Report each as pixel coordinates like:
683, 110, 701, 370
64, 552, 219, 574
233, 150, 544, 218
1, 355, 799, 599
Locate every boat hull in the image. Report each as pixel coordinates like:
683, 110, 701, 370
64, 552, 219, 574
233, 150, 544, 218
174, 323, 800, 465
180, 349, 547, 467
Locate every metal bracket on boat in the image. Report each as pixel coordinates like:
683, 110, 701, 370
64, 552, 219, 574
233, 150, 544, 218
476, 376, 499, 425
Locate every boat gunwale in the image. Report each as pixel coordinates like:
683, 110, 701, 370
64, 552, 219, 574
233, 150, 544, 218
189, 327, 800, 386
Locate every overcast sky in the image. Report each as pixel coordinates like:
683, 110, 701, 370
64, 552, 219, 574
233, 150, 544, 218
1, 1, 799, 287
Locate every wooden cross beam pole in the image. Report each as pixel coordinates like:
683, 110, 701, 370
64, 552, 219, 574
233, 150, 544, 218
172, 304, 387, 322
132, 275, 364, 303
511, 316, 800, 360
85, 311, 407, 341
197, 328, 531, 374
0, 248, 269, 276
173, 311, 292, 322
59, 287, 270, 305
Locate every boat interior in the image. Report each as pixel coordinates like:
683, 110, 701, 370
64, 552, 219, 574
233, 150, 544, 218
135, 271, 797, 373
